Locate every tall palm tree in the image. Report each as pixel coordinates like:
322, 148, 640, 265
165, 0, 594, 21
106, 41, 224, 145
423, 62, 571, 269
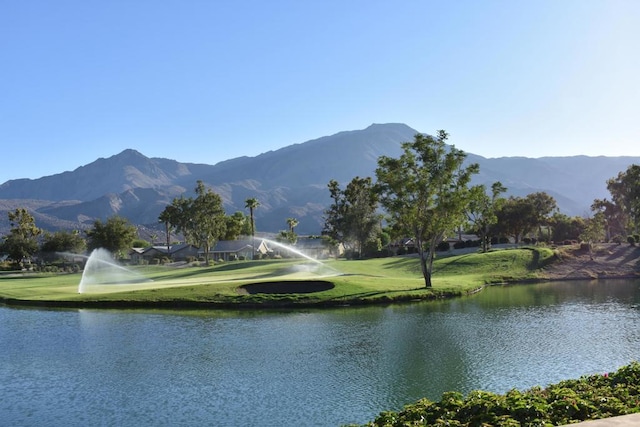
245, 198, 260, 260
286, 217, 299, 234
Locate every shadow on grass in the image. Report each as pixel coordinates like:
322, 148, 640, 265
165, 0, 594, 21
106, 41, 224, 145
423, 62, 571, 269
242, 280, 334, 294
431, 254, 477, 275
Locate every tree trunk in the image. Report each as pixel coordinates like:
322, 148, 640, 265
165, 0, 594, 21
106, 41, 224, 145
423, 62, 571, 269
204, 240, 210, 265
418, 249, 432, 288
165, 221, 171, 259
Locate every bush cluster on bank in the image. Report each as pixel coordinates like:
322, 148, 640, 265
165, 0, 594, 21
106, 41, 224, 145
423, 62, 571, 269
352, 362, 640, 427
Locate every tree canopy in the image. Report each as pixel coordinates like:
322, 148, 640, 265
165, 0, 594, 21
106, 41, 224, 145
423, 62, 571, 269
1, 208, 42, 267
466, 182, 506, 252
604, 164, 640, 234
323, 176, 380, 258
86, 216, 137, 258
159, 181, 226, 264
495, 192, 557, 243
375, 131, 479, 287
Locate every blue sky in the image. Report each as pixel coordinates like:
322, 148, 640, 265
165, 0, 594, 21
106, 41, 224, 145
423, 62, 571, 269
1, 0, 638, 183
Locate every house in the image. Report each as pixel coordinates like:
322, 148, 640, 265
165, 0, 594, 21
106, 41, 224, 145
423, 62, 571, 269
209, 239, 270, 261
130, 244, 200, 263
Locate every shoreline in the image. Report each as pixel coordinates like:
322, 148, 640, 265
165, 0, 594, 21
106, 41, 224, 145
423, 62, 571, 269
1, 243, 638, 311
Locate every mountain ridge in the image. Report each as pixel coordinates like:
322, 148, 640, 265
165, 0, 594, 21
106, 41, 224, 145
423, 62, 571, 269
1, 123, 638, 236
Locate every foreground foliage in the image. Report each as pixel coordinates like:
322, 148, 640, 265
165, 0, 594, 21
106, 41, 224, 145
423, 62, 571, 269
353, 362, 640, 427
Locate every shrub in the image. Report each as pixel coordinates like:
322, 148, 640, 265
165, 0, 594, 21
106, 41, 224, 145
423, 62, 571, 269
465, 239, 480, 248
436, 241, 450, 252
377, 248, 394, 258
628, 236, 636, 246
453, 241, 465, 250
357, 362, 640, 427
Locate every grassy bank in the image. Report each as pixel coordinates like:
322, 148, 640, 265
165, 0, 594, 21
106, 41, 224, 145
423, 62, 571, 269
0, 247, 555, 309
350, 362, 640, 427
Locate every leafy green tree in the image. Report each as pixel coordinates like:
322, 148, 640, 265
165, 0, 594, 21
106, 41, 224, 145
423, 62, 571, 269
40, 230, 86, 255
224, 212, 249, 240
466, 182, 506, 252
495, 192, 557, 243
187, 181, 226, 263
591, 198, 626, 241
550, 213, 585, 242
1, 208, 42, 267
162, 181, 226, 264
323, 177, 381, 258
85, 216, 137, 258
580, 212, 606, 258
527, 191, 558, 241
375, 130, 479, 287
131, 238, 150, 248
323, 180, 347, 246
277, 229, 297, 245
495, 197, 532, 243
604, 164, 640, 234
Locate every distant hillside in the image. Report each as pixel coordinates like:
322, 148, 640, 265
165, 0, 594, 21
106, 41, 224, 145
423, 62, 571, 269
0, 123, 638, 237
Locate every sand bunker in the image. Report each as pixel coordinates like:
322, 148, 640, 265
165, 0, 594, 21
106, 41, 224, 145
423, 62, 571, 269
241, 280, 334, 294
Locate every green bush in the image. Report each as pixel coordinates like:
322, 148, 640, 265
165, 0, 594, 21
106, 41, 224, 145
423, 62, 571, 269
436, 241, 450, 252
353, 362, 640, 427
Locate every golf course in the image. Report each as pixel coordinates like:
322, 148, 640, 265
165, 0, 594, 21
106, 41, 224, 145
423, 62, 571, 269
0, 246, 558, 309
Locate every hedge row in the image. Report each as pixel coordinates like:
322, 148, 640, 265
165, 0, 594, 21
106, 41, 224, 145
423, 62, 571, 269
353, 362, 640, 427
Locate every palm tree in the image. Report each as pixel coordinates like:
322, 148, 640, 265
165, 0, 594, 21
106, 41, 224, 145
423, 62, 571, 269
286, 217, 299, 234
245, 198, 260, 259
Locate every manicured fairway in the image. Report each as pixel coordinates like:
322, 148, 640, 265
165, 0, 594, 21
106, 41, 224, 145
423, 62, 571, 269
0, 247, 555, 308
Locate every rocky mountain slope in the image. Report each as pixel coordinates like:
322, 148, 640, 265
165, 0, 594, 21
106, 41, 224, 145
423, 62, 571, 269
0, 123, 638, 236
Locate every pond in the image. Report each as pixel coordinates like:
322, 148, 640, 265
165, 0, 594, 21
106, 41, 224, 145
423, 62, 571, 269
1, 279, 639, 426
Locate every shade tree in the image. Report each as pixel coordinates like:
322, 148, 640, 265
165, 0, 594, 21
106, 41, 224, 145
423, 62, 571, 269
1, 208, 42, 267
494, 192, 557, 243
40, 230, 87, 258
159, 181, 226, 264
466, 182, 507, 252
375, 130, 479, 287
598, 164, 640, 236
323, 176, 381, 259
85, 215, 138, 259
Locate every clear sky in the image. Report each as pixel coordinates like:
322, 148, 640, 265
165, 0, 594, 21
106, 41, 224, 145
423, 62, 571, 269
1, 0, 638, 183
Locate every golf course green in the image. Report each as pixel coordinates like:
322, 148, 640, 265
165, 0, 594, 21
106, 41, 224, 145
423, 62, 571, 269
0, 247, 555, 309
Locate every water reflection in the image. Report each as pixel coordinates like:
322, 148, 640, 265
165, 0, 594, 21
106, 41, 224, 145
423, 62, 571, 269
0, 279, 639, 427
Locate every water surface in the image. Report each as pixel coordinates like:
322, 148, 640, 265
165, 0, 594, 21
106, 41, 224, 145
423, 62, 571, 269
1, 279, 639, 426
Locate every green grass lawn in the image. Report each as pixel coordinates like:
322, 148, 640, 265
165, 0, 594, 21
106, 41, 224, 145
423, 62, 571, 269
0, 247, 555, 308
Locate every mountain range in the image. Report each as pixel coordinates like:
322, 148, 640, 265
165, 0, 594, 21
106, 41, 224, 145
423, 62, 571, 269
1, 123, 638, 238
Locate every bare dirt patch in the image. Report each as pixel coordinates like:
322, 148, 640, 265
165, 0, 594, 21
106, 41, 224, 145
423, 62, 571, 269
541, 243, 640, 280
